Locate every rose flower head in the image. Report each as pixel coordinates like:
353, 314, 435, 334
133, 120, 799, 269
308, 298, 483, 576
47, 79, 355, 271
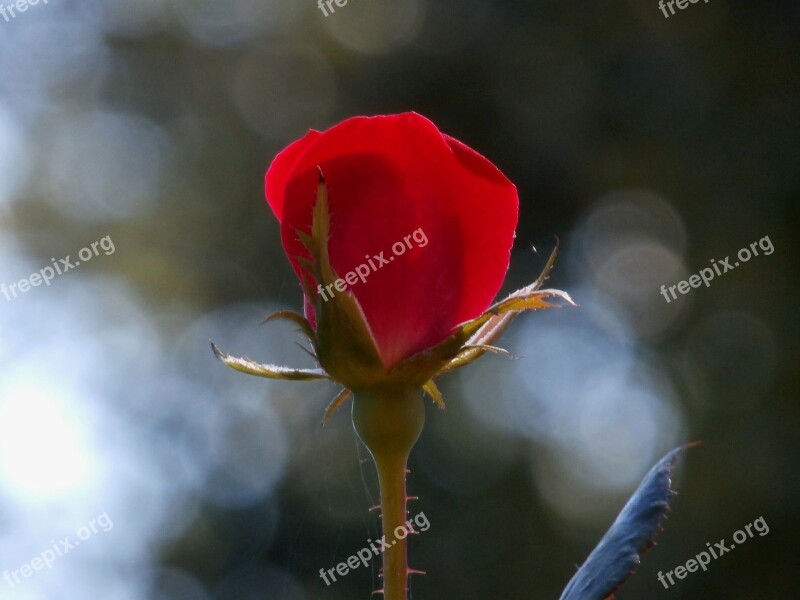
212, 112, 572, 418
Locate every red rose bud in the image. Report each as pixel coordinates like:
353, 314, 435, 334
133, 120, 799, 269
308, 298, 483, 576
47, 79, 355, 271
213, 112, 572, 407
266, 113, 518, 372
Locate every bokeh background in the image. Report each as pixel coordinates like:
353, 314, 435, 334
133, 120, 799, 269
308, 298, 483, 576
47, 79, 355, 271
0, 0, 798, 599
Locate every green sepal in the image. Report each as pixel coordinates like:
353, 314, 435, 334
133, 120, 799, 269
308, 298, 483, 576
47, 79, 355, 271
440, 344, 515, 375
210, 342, 329, 381
260, 310, 316, 344
303, 171, 387, 389
392, 244, 575, 381
422, 379, 445, 409
321, 387, 352, 425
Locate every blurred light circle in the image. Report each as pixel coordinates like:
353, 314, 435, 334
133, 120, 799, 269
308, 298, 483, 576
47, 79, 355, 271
569, 188, 689, 336
172, 0, 301, 47
323, 0, 424, 54
594, 242, 682, 295
35, 565, 148, 600
0, 14, 107, 96
0, 377, 97, 502
204, 402, 289, 508
45, 110, 172, 222
233, 45, 337, 140
571, 374, 682, 490
461, 308, 685, 521
0, 104, 31, 209
578, 188, 688, 269
592, 241, 688, 337
461, 310, 635, 441
517, 319, 637, 438
682, 310, 777, 411
531, 372, 683, 524
411, 0, 488, 55
78, 0, 168, 38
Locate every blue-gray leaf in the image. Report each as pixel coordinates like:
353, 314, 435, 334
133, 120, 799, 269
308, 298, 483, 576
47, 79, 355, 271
559, 445, 693, 600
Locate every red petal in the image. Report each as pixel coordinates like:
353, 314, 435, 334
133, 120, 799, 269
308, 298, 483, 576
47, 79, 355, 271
266, 113, 518, 367
264, 129, 322, 221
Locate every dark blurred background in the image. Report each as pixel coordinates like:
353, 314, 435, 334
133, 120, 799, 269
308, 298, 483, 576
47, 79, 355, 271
0, 0, 798, 599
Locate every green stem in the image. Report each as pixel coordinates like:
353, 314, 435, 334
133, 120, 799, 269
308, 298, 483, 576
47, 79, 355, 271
352, 384, 425, 600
